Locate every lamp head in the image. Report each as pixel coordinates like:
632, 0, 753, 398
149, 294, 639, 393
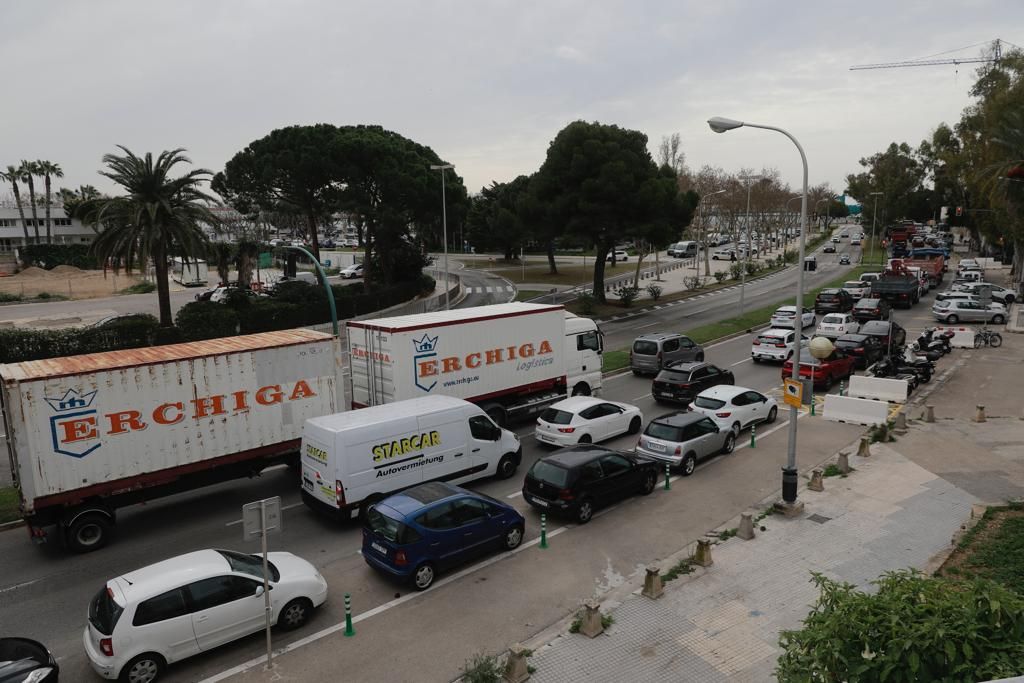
708, 117, 743, 134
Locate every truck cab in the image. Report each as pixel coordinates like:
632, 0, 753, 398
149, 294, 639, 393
564, 313, 603, 397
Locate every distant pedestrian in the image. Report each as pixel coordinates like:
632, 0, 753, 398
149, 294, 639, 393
730, 252, 737, 262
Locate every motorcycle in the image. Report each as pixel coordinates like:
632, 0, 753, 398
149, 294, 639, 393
907, 341, 942, 364
870, 356, 920, 392
917, 327, 951, 356
896, 347, 933, 383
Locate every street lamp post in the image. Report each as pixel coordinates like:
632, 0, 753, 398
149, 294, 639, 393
709, 116, 809, 511
869, 192, 884, 266
430, 163, 454, 310
698, 189, 727, 276
738, 174, 763, 317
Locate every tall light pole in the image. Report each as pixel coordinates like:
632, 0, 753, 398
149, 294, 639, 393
869, 192, 883, 266
709, 116, 809, 512
699, 189, 727, 276
430, 163, 454, 309
738, 174, 763, 317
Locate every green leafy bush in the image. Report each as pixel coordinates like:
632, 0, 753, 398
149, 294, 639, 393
0, 292, 22, 303
577, 291, 596, 315
645, 284, 663, 300
175, 302, 239, 341
122, 281, 156, 294
460, 652, 503, 683
776, 570, 1024, 682
745, 261, 759, 275
20, 243, 100, 270
615, 285, 640, 307
713, 271, 727, 284
0, 314, 160, 363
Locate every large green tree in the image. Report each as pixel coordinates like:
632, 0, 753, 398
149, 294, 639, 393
466, 176, 532, 261
37, 160, 63, 243
1, 165, 31, 245
531, 121, 690, 302
87, 147, 218, 326
845, 143, 928, 227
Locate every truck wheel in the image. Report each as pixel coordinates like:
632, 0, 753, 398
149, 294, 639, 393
66, 512, 113, 553
571, 382, 591, 397
496, 453, 518, 479
359, 494, 384, 522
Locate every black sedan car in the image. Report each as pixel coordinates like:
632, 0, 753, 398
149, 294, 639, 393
652, 361, 734, 405
0, 638, 59, 682
833, 333, 885, 369
522, 446, 659, 524
859, 320, 907, 351
851, 297, 892, 323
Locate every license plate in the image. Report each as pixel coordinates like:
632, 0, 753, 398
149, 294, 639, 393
647, 442, 666, 452
371, 542, 387, 555
655, 390, 672, 397
302, 476, 314, 491
531, 497, 549, 508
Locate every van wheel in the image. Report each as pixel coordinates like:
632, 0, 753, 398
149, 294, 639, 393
66, 512, 113, 554
627, 417, 642, 435
119, 653, 165, 683
278, 598, 313, 631
412, 562, 435, 591
496, 453, 518, 480
571, 382, 591, 397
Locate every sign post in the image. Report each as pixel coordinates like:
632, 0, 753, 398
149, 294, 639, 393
243, 496, 283, 669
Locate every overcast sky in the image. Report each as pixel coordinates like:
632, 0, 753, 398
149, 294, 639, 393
2, 1, 1019, 204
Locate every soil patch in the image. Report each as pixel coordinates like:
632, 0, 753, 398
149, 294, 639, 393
14, 266, 49, 279
938, 505, 1024, 594
50, 264, 85, 276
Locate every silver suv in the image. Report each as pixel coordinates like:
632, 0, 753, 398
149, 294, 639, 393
630, 333, 703, 375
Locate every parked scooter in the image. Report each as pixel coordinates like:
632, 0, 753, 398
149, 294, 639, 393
917, 327, 952, 355
907, 341, 942, 364
896, 347, 933, 383
870, 356, 920, 391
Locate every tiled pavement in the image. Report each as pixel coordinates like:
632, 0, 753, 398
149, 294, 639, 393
526, 446, 978, 682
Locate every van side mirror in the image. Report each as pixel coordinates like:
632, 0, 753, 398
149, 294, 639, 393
254, 585, 266, 597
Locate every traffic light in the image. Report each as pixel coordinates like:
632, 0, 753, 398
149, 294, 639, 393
956, 206, 963, 217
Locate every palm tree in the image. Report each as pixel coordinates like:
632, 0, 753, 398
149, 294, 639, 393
36, 161, 64, 243
18, 160, 41, 244
88, 147, 218, 326
1, 165, 31, 246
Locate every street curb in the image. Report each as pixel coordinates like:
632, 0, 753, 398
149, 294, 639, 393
0, 518, 24, 533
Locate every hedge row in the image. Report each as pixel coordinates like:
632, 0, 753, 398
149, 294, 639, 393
19, 244, 101, 270
0, 315, 159, 364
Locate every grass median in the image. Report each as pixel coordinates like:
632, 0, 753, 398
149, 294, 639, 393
0, 486, 19, 525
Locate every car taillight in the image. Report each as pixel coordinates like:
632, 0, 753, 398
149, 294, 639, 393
674, 445, 682, 455
675, 383, 691, 389
753, 339, 760, 346
335, 480, 346, 507
872, 309, 879, 314
558, 488, 575, 501
100, 637, 113, 657
716, 412, 731, 418
853, 348, 864, 354
775, 343, 786, 348
558, 427, 576, 433
395, 550, 408, 566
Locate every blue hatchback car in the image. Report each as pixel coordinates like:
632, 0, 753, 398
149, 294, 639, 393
362, 482, 526, 590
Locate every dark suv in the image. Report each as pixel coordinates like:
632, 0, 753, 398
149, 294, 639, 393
814, 288, 854, 313
851, 297, 892, 322
652, 361, 734, 405
522, 446, 659, 524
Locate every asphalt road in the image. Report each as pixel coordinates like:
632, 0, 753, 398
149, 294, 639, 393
0, 243, 956, 683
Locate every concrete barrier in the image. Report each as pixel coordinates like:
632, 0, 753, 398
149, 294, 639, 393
847, 375, 909, 403
934, 324, 976, 348
823, 394, 890, 426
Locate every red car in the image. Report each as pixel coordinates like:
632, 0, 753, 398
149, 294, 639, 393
780, 349, 856, 390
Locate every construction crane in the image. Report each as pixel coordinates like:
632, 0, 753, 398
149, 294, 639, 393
850, 38, 1011, 71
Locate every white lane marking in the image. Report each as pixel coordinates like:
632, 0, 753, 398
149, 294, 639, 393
632, 393, 652, 401
0, 578, 40, 594
730, 358, 752, 366
733, 413, 804, 452
198, 524, 570, 683
637, 322, 658, 328
225, 501, 305, 527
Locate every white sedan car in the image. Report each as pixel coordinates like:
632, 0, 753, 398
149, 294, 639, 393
340, 262, 364, 279
815, 313, 861, 339
769, 306, 816, 329
689, 385, 778, 437
84, 549, 328, 682
535, 397, 643, 447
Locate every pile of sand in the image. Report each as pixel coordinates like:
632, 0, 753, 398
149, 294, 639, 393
14, 267, 49, 279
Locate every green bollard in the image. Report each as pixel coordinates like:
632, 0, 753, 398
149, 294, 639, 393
539, 513, 548, 549
811, 394, 816, 416
344, 592, 355, 637
664, 462, 671, 490
839, 380, 845, 397
750, 423, 756, 448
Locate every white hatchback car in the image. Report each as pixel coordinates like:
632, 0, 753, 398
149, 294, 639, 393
689, 385, 779, 437
815, 313, 860, 339
535, 397, 643, 447
751, 328, 809, 363
841, 280, 871, 300
84, 549, 328, 682
769, 306, 816, 329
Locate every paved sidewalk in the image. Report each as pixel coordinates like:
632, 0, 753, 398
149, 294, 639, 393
525, 445, 978, 682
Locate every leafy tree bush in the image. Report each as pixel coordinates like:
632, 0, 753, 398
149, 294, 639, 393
0, 315, 160, 363
745, 261, 759, 275
577, 291, 596, 315
645, 284, 663, 301
776, 570, 1024, 682
713, 271, 727, 284
123, 281, 156, 294
683, 276, 703, 290
729, 263, 743, 279
20, 243, 100, 270
175, 302, 239, 341
460, 652, 503, 683
615, 285, 640, 307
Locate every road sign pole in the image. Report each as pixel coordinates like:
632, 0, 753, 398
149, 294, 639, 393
261, 501, 273, 668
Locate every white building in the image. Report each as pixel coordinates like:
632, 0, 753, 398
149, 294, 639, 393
0, 201, 95, 253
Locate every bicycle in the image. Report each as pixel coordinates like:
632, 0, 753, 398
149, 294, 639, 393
974, 326, 1003, 348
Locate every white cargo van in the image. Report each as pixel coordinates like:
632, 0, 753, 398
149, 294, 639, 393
299, 395, 521, 518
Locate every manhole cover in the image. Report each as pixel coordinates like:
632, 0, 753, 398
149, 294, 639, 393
807, 514, 831, 524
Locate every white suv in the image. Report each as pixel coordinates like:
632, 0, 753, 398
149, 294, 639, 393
751, 328, 809, 363
84, 549, 328, 682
